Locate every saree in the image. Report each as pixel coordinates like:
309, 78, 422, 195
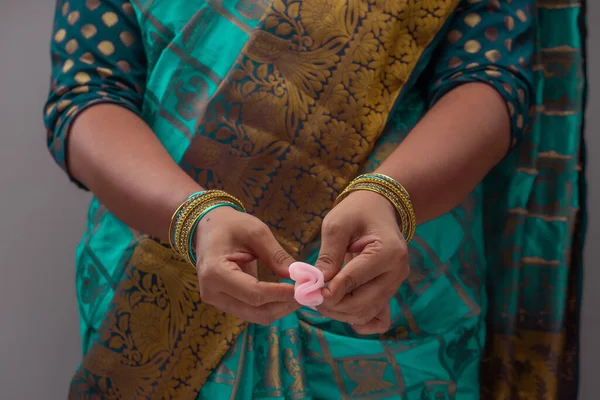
44, 0, 586, 398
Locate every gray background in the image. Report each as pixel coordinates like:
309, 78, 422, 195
0, 1, 596, 398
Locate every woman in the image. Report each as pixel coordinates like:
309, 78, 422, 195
45, 0, 586, 398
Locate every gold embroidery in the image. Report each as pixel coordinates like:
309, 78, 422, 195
71, 239, 247, 399
230, 330, 249, 397
284, 348, 306, 394
213, 344, 236, 382
381, 339, 407, 393
343, 360, 395, 396
481, 331, 567, 399
315, 326, 348, 397
283, 328, 307, 395
264, 326, 284, 391
184, 0, 460, 263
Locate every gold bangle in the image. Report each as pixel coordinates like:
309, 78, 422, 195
336, 183, 409, 236
169, 190, 246, 263
178, 200, 219, 264
343, 177, 416, 241
178, 194, 245, 263
174, 192, 227, 253
176, 197, 240, 260
335, 174, 416, 243
365, 173, 412, 200
174, 193, 229, 257
180, 200, 242, 265
362, 176, 415, 243
339, 184, 410, 239
176, 204, 206, 261
361, 174, 416, 241
168, 192, 207, 250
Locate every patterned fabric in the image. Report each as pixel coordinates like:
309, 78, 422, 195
43, 0, 585, 399
480, 1, 586, 398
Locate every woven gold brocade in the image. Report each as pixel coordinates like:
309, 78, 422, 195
182, 0, 460, 263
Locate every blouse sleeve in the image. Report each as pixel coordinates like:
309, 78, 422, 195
44, 0, 146, 188
428, 0, 534, 152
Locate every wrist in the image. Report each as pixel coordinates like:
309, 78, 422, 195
192, 205, 242, 248
169, 190, 245, 265
346, 190, 397, 219
335, 173, 416, 242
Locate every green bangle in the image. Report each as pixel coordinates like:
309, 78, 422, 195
187, 202, 245, 265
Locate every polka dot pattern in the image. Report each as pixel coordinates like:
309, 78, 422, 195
44, 0, 146, 186
429, 0, 534, 152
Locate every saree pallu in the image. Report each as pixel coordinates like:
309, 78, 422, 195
480, 1, 587, 398
44, 0, 586, 398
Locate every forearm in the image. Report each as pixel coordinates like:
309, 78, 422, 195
376, 83, 510, 224
69, 104, 203, 240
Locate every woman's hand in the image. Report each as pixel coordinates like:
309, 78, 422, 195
315, 191, 410, 335
194, 207, 301, 325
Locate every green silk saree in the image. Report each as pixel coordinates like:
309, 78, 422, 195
45, 0, 586, 398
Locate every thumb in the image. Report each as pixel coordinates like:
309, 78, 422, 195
315, 220, 351, 282
245, 225, 296, 278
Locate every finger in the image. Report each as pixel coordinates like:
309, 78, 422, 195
239, 260, 258, 278
318, 301, 385, 325
322, 246, 385, 306
324, 272, 395, 314
317, 284, 391, 325
212, 264, 297, 305
343, 252, 357, 265
213, 292, 301, 325
315, 219, 353, 281
243, 223, 296, 278
351, 305, 391, 335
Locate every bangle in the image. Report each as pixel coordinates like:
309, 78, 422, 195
351, 175, 416, 239
174, 192, 229, 256
169, 190, 246, 266
168, 191, 206, 251
334, 173, 416, 243
178, 199, 238, 264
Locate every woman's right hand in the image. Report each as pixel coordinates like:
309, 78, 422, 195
194, 206, 300, 325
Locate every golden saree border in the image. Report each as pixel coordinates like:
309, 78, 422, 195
183, 0, 461, 264
70, 239, 248, 399
70, 0, 460, 398
481, 330, 572, 399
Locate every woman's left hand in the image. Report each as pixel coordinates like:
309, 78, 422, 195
315, 190, 410, 335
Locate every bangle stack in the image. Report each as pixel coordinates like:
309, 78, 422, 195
334, 173, 416, 243
169, 190, 245, 266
